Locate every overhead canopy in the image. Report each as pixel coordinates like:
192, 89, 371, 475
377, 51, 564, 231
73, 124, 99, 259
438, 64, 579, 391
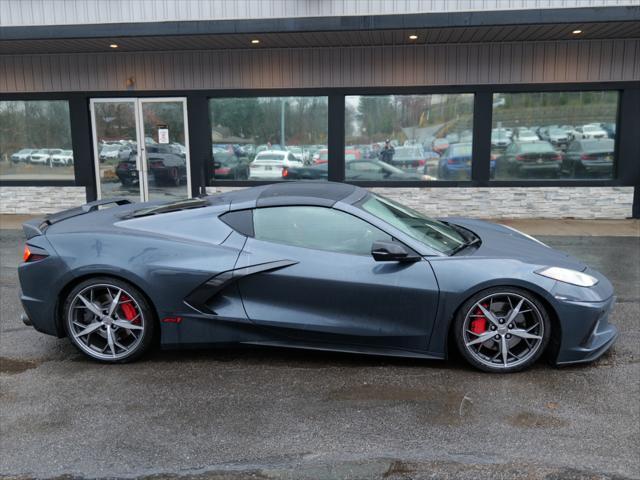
1, 6, 638, 55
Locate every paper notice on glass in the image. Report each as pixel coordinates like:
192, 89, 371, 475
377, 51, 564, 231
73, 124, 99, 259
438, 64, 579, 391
158, 127, 169, 144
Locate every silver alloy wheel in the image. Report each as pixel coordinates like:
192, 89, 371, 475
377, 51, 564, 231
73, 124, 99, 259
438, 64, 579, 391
67, 283, 145, 361
462, 292, 544, 369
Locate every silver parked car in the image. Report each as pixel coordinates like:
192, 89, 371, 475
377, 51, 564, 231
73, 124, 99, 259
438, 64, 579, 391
10, 148, 37, 163
50, 150, 74, 166
30, 149, 63, 166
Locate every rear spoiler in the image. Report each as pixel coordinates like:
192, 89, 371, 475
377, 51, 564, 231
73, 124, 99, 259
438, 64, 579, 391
22, 198, 132, 239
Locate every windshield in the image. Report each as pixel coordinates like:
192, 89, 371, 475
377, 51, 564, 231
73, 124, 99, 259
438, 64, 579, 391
360, 194, 466, 254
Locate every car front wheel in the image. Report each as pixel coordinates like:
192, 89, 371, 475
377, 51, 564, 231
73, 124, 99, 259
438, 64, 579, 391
454, 287, 551, 373
63, 277, 156, 363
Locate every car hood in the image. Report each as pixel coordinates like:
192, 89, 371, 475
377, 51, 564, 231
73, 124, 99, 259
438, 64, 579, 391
444, 217, 586, 271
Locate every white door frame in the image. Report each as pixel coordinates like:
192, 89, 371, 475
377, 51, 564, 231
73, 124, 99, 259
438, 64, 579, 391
89, 97, 192, 202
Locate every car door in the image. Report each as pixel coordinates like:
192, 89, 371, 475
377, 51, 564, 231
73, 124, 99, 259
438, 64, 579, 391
234, 205, 440, 353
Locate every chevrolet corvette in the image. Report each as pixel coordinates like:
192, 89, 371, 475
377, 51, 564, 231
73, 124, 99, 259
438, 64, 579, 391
18, 182, 617, 372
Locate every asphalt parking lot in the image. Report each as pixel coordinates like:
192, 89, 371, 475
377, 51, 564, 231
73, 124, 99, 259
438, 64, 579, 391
0, 227, 638, 479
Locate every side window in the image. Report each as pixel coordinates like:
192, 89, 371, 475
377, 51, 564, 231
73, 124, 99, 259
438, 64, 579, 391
253, 206, 392, 255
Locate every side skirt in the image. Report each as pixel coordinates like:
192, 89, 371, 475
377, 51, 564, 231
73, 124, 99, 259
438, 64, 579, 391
240, 340, 444, 360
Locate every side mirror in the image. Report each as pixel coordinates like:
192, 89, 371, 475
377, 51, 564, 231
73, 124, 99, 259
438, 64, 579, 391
371, 240, 420, 262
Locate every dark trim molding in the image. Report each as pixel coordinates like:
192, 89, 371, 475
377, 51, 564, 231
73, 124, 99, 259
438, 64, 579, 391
1, 6, 638, 41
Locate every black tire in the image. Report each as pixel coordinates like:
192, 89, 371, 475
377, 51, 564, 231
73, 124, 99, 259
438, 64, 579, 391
453, 286, 551, 373
62, 276, 156, 363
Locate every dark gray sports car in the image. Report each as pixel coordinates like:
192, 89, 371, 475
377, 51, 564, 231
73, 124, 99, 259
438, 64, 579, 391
18, 182, 617, 372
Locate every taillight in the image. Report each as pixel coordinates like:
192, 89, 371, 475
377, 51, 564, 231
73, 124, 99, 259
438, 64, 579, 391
554, 154, 562, 161
515, 155, 525, 161
282, 167, 289, 178
418, 159, 426, 166
23, 245, 48, 263
447, 159, 455, 164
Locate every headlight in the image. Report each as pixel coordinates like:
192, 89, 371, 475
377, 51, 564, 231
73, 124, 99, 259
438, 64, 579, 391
500, 224, 548, 247
536, 266, 598, 287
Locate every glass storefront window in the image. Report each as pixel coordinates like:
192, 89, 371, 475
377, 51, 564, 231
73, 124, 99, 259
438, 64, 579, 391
0, 101, 74, 180
491, 91, 618, 180
345, 94, 474, 181
208, 97, 328, 182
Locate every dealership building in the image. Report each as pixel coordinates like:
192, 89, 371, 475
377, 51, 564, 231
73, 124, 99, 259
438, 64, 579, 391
0, 0, 639, 218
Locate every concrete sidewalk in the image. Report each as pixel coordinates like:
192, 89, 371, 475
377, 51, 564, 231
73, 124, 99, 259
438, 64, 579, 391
1, 213, 638, 236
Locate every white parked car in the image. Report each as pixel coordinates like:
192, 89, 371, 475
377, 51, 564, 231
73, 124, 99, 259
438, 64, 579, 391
287, 146, 304, 162
515, 128, 539, 142
50, 150, 74, 166
30, 149, 62, 165
249, 150, 303, 179
578, 124, 608, 140
10, 148, 36, 163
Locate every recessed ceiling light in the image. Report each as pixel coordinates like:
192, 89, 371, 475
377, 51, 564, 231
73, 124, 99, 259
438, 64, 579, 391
408, 34, 418, 40
572, 29, 583, 35
251, 39, 260, 44
109, 43, 119, 48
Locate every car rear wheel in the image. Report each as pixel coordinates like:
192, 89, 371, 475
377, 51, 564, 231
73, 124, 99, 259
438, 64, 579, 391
454, 287, 550, 373
63, 277, 156, 363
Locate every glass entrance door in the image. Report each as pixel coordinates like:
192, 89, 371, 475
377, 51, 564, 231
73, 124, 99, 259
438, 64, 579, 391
90, 98, 191, 202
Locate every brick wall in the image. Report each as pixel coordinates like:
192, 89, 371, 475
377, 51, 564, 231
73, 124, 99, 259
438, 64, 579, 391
0, 186, 634, 219
0, 187, 87, 214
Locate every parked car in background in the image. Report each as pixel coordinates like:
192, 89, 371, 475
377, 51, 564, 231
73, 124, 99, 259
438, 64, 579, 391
577, 124, 608, 140
545, 127, 570, 148
115, 158, 139, 186
30, 149, 63, 166
559, 125, 576, 141
496, 141, 561, 179
147, 144, 187, 186
250, 150, 303, 179
432, 138, 450, 155
287, 146, 304, 162
600, 122, 616, 139
562, 139, 615, 177
283, 160, 431, 181
437, 143, 482, 180
10, 148, 36, 163
99, 144, 133, 163
212, 148, 249, 180
388, 146, 427, 170
514, 128, 539, 142
347, 160, 430, 181
50, 150, 74, 166
313, 149, 329, 164
491, 129, 511, 149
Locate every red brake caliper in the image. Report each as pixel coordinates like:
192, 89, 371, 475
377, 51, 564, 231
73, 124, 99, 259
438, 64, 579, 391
470, 304, 488, 334
119, 294, 140, 325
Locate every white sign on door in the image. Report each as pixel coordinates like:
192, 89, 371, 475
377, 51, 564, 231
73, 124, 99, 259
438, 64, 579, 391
158, 127, 169, 144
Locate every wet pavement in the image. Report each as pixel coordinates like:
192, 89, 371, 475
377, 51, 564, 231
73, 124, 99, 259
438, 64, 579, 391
0, 229, 638, 479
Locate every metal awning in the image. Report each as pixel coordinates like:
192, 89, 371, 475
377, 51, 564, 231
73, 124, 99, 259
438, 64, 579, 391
1, 6, 639, 55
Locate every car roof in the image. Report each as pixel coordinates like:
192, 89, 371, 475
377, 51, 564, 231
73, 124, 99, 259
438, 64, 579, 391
215, 181, 362, 209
